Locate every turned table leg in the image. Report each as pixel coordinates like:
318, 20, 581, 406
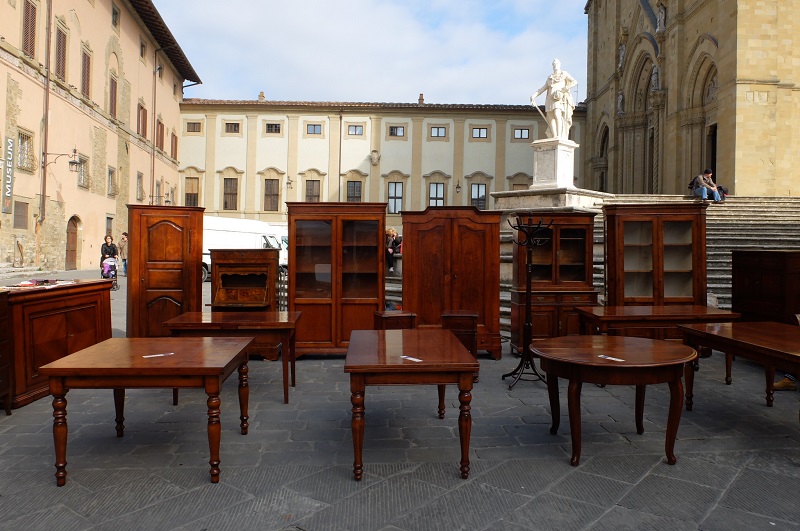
350, 375, 365, 481
51, 378, 68, 487
457, 374, 473, 479
238, 361, 250, 434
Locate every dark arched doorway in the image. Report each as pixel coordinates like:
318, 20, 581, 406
65, 217, 79, 270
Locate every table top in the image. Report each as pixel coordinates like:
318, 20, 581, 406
163, 311, 301, 330
574, 305, 740, 320
531, 335, 697, 368
345, 329, 479, 373
39, 337, 254, 376
678, 322, 800, 357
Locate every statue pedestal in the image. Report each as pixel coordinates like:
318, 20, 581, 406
530, 138, 579, 189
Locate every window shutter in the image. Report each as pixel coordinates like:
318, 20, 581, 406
55, 27, 67, 81
22, 0, 36, 58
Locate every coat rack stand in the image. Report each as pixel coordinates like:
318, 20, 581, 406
502, 214, 552, 389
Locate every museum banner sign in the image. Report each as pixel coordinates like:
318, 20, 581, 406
2, 136, 15, 214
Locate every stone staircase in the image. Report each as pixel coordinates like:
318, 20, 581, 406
385, 195, 800, 337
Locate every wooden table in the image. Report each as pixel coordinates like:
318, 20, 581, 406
679, 322, 800, 417
532, 335, 697, 466
575, 305, 741, 337
344, 329, 479, 481
39, 337, 253, 486
163, 311, 300, 404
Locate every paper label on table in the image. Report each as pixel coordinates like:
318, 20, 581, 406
598, 354, 624, 362
142, 352, 175, 358
402, 356, 423, 362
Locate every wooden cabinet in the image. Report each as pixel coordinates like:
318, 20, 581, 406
6, 280, 112, 409
509, 210, 598, 350
604, 203, 707, 307
732, 250, 800, 324
288, 202, 386, 354
210, 248, 279, 311
401, 207, 501, 359
126, 205, 204, 338
0, 290, 10, 414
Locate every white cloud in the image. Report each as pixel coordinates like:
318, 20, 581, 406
154, 0, 587, 104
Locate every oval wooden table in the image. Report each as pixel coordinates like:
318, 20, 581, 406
531, 335, 697, 466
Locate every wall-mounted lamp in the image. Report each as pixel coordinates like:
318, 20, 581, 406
44, 148, 80, 172
286, 177, 294, 189
455, 181, 462, 193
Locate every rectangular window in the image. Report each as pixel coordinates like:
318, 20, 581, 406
107, 167, 117, 197
17, 130, 35, 172
431, 126, 446, 137
111, 4, 120, 28
346, 181, 362, 202
156, 120, 165, 150
472, 127, 488, 139
306, 124, 321, 135
388, 182, 403, 214
106, 217, 113, 237
185, 177, 199, 207
137, 104, 147, 137
77, 156, 89, 188
139, 38, 146, 59
136, 172, 144, 200
305, 179, 320, 202
513, 128, 530, 139
471, 183, 486, 209
81, 49, 91, 97
389, 126, 405, 137
14, 201, 28, 230
429, 182, 444, 207
265, 123, 281, 134
54, 26, 67, 81
186, 121, 201, 133
263, 178, 279, 211
109, 76, 117, 118
170, 133, 178, 159
347, 125, 363, 135
225, 122, 240, 134
22, 0, 36, 58
223, 178, 238, 210
155, 181, 162, 204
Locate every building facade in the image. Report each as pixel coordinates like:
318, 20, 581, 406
0, 0, 198, 270
178, 96, 587, 229
583, 0, 799, 196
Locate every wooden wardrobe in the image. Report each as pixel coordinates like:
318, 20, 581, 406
401, 206, 501, 359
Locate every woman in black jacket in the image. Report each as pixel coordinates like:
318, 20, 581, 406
100, 235, 119, 267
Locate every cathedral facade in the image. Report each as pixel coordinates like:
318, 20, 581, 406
583, 0, 799, 196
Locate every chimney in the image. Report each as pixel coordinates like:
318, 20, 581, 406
418, 93, 424, 105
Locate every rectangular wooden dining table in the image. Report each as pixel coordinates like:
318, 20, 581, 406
344, 329, 479, 481
39, 336, 253, 486
163, 311, 301, 403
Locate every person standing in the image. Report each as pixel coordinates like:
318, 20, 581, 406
385, 227, 400, 274
118, 232, 128, 276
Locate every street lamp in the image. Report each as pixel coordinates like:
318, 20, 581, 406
43, 148, 80, 172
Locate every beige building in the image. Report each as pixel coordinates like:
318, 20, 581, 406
178, 97, 586, 228
0, 0, 198, 269
583, 0, 799, 196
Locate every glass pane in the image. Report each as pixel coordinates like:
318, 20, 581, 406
294, 220, 332, 298
341, 219, 378, 298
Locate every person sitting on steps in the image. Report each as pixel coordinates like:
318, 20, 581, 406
692, 168, 722, 203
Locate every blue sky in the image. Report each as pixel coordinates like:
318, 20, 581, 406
155, 0, 588, 105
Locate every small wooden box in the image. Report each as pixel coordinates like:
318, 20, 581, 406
373, 311, 417, 330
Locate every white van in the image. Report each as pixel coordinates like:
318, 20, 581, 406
202, 216, 288, 281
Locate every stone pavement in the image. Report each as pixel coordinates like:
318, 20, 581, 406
0, 271, 799, 530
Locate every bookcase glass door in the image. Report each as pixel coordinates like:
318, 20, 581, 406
663, 220, 694, 298
622, 220, 654, 298
530, 227, 554, 281
341, 219, 380, 299
559, 227, 588, 283
294, 220, 332, 299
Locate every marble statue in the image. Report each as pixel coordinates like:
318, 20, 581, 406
617, 90, 625, 114
650, 65, 660, 91
656, 3, 666, 33
617, 42, 626, 70
530, 59, 578, 140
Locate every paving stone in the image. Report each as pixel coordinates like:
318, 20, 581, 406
549, 470, 632, 506
701, 505, 800, 531
502, 492, 606, 531
617, 474, 722, 522
589, 505, 698, 530
719, 468, 800, 522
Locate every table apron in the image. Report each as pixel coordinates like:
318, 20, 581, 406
356, 371, 475, 387
540, 360, 686, 386
682, 333, 800, 375
49, 374, 227, 391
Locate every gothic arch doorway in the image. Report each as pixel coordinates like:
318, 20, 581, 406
65, 216, 79, 270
